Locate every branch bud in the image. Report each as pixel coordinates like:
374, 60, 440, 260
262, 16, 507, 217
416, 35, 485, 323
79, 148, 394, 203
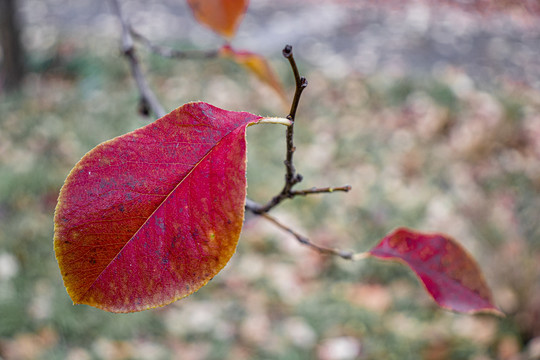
282, 45, 293, 58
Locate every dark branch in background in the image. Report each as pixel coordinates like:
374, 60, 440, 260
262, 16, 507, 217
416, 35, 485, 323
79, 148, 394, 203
109, 0, 165, 118
130, 28, 219, 60
110, 0, 221, 116
0, 0, 25, 92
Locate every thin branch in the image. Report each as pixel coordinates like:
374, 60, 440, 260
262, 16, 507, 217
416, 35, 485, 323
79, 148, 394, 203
244, 197, 263, 215
243, 46, 358, 260
130, 28, 219, 60
283, 44, 307, 188
290, 185, 352, 196
251, 45, 309, 214
246, 186, 351, 215
109, 0, 166, 118
283, 44, 308, 121
257, 212, 364, 261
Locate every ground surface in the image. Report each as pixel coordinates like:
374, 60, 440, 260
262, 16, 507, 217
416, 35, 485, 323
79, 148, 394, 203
18, 0, 540, 87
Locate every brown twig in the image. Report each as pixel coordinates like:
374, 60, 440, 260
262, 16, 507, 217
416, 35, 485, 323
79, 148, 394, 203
109, 0, 166, 118
283, 45, 308, 121
129, 28, 219, 60
290, 185, 352, 196
243, 46, 357, 258
249, 45, 309, 214
248, 45, 351, 216
258, 212, 359, 260
283, 45, 307, 188
246, 186, 351, 214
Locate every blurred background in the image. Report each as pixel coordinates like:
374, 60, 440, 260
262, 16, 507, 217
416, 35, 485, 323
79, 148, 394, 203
1, 0, 540, 359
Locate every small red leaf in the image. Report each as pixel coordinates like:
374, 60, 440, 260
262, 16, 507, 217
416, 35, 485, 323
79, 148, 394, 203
219, 45, 288, 105
368, 228, 501, 315
54, 102, 262, 312
186, 0, 249, 39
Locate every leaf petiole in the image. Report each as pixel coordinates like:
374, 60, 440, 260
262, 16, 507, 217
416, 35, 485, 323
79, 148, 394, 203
253, 117, 293, 127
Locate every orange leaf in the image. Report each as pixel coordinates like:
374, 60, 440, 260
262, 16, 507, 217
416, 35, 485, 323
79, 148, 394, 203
54, 102, 264, 312
220, 45, 288, 105
186, 0, 249, 39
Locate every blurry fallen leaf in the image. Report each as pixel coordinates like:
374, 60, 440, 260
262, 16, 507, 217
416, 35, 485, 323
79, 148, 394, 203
346, 283, 392, 313
318, 337, 362, 360
498, 335, 521, 360
2, 327, 58, 360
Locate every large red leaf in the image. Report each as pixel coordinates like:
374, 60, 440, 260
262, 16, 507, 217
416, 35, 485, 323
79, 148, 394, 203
186, 0, 249, 39
368, 228, 501, 315
54, 102, 263, 312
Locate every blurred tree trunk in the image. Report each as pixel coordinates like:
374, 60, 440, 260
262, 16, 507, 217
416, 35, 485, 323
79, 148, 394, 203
0, 0, 25, 92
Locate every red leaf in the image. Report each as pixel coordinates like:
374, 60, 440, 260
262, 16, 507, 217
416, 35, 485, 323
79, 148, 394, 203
54, 102, 262, 312
219, 45, 288, 105
368, 228, 501, 315
186, 0, 249, 39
